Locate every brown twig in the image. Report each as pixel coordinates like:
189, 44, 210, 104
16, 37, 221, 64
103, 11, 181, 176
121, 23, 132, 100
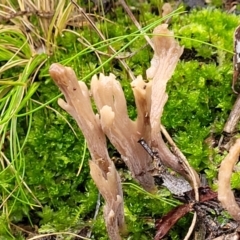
223, 94, 240, 135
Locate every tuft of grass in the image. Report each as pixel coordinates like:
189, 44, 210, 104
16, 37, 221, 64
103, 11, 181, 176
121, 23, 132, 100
0, 0, 85, 237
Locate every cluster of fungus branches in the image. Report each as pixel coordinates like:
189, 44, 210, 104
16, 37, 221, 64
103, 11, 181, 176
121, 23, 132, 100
49, 23, 199, 240
49, 23, 240, 239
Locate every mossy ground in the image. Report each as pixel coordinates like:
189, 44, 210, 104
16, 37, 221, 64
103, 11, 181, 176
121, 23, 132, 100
1, 1, 240, 239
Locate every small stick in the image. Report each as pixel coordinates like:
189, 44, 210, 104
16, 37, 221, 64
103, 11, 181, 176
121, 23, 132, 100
223, 94, 240, 134
138, 138, 192, 196
232, 25, 240, 93
160, 124, 200, 199
138, 138, 158, 159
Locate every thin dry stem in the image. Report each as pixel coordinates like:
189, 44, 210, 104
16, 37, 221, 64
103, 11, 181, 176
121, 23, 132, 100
160, 125, 200, 196
71, 0, 136, 81
223, 94, 240, 134
146, 24, 194, 182
119, 0, 154, 50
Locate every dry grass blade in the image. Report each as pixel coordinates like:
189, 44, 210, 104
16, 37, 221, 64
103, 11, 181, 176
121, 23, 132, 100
32, 0, 55, 37
71, 0, 136, 81
160, 125, 200, 240
160, 125, 200, 198
0, 0, 75, 54
119, 0, 154, 49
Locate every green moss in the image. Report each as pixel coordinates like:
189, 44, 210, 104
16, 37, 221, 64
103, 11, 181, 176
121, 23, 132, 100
2, 3, 240, 239
172, 8, 239, 63
92, 215, 108, 240
231, 171, 240, 189
162, 59, 234, 171
21, 95, 98, 232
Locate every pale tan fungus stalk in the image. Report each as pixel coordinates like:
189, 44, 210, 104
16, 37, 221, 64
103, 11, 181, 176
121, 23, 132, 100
49, 64, 107, 163
91, 73, 155, 192
162, 3, 173, 18
218, 138, 240, 221
146, 25, 200, 240
49, 63, 125, 240
89, 160, 125, 240
90, 24, 196, 191
147, 24, 197, 183
131, 75, 152, 141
